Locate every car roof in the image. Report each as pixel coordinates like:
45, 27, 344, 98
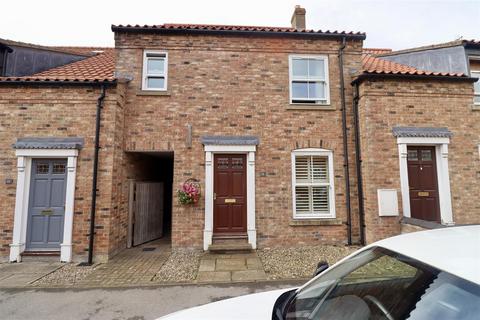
373, 225, 480, 284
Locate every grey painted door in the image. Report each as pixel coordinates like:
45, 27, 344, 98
26, 159, 67, 250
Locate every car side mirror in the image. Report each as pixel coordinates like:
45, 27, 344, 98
313, 261, 329, 277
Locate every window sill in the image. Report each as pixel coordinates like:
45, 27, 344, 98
136, 90, 171, 96
286, 104, 335, 111
472, 104, 480, 111
289, 218, 343, 226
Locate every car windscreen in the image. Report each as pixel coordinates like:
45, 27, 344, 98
283, 247, 480, 320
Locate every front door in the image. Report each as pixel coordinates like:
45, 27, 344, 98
26, 159, 67, 250
407, 146, 440, 222
213, 154, 247, 235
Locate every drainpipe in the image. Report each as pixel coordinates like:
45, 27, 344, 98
86, 85, 106, 265
353, 83, 366, 245
338, 37, 352, 245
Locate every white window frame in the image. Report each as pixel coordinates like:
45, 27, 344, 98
471, 70, 480, 105
142, 50, 168, 91
291, 148, 336, 219
289, 55, 330, 105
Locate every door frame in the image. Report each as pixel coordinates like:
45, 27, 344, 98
10, 149, 78, 262
397, 137, 453, 225
204, 145, 256, 250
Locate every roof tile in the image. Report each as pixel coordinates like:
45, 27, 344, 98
361, 48, 467, 77
112, 23, 366, 38
0, 49, 115, 83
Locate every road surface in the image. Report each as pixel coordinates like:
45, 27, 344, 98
0, 281, 302, 320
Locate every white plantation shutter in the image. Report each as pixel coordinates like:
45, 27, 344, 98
293, 153, 334, 217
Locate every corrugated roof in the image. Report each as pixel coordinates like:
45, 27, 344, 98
112, 23, 366, 39
0, 48, 115, 83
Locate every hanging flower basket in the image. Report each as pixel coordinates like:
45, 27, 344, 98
177, 178, 201, 205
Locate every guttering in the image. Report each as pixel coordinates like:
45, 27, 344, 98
111, 26, 367, 41
351, 73, 477, 85
86, 85, 106, 265
352, 83, 366, 245
338, 37, 353, 245
0, 79, 117, 86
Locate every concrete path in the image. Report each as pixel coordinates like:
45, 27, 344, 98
0, 260, 62, 288
0, 281, 303, 320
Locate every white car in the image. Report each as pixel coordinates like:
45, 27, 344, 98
159, 226, 480, 319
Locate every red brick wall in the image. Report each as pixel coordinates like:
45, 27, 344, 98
0, 84, 125, 261
114, 32, 364, 248
358, 78, 479, 243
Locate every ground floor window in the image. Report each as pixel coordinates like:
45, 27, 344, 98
291, 149, 335, 219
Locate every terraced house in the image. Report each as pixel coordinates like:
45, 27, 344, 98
0, 7, 478, 263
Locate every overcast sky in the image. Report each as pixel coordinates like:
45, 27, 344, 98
1, 0, 479, 50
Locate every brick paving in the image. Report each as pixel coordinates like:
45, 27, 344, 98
1, 241, 276, 288
75, 239, 171, 287
196, 252, 267, 283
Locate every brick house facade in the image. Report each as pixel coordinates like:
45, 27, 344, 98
0, 8, 478, 262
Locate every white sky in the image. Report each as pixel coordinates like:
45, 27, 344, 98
1, 0, 479, 50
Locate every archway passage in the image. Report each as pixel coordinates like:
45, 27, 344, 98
125, 151, 174, 247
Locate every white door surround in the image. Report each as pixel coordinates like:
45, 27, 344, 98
10, 138, 82, 263
202, 137, 258, 250
396, 135, 454, 225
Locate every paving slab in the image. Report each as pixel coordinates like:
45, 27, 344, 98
198, 259, 216, 272
232, 269, 267, 282
196, 271, 231, 283
215, 258, 247, 271
246, 257, 263, 270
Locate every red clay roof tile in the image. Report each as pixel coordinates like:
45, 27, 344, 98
111, 23, 366, 38
361, 48, 467, 77
0, 48, 115, 83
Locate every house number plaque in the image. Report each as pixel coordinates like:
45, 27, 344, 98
418, 192, 430, 197
224, 199, 236, 204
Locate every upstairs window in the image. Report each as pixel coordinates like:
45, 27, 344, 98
289, 55, 330, 105
142, 51, 168, 91
471, 70, 480, 105
292, 149, 335, 219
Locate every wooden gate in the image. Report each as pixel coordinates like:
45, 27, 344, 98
128, 181, 164, 247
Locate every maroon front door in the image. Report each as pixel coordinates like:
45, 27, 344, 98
407, 146, 440, 222
213, 154, 247, 235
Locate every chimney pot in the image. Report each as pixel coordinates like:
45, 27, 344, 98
291, 5, 306, 30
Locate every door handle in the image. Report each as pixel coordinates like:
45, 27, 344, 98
213, 193, 216, 200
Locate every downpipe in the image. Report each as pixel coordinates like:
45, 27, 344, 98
338, 37, 353, 245
353, 83, 366, 245
84, 85, 106, 265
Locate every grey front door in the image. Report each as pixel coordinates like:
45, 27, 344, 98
26, 159, 67, 251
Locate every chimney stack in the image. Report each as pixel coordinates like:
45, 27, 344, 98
291, 5, 306, 30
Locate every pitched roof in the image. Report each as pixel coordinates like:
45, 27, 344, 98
112, 23, 366, 39
360, 48, 468, 78
0, 48, 115, 84
0, 37, 95, 57
376, 39, 480, 57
